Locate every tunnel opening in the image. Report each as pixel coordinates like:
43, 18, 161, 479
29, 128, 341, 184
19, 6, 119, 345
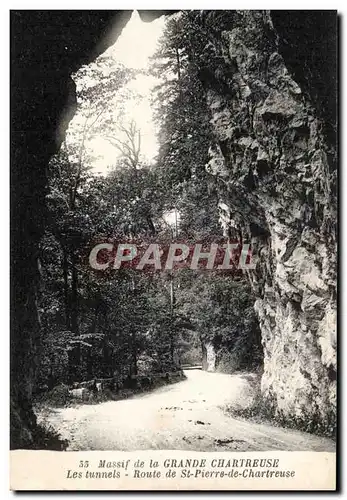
38, 9, 264, 394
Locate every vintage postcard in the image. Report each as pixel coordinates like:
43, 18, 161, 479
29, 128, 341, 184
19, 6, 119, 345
10, 9, 337, 491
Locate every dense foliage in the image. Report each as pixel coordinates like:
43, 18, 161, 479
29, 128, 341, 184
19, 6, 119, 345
36, 12, 262, 392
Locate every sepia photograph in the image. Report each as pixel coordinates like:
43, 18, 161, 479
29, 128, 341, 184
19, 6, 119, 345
10, 8, 337, 490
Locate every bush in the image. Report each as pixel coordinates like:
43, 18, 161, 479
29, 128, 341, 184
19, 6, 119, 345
43, 384, 71, 407
31, 423, 69, 451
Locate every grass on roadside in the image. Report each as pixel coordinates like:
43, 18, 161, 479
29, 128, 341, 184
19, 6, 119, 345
224, 374, 336, 440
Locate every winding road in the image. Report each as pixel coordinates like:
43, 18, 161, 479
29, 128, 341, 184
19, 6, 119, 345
38, 370, 335, 452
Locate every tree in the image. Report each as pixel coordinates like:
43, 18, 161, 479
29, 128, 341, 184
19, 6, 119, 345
150, 13, 213, 193
104, 120, 142, 170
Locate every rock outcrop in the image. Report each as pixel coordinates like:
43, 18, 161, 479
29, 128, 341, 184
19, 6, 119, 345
203, 11, 337, 431
202, 342, 217, 372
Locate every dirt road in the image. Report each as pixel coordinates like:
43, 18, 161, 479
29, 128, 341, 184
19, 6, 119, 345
38, 370, 335, 452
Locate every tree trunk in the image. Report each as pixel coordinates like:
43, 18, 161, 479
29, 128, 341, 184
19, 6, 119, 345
70, 252, 80, 379
175, 46, 182, 100
86, 349, 93, 380
169, 273, 176, 365
131, 331, 138, 376
70, 252, 79, 335
91, 303, 99, 333
62, 249, 71, 330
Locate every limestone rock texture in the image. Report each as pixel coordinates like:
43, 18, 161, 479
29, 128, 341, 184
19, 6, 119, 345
203, 11, 337, 430
202, 342, 217, 372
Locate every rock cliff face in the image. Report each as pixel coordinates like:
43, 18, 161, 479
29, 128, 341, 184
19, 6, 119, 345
204, 11, 337, 430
